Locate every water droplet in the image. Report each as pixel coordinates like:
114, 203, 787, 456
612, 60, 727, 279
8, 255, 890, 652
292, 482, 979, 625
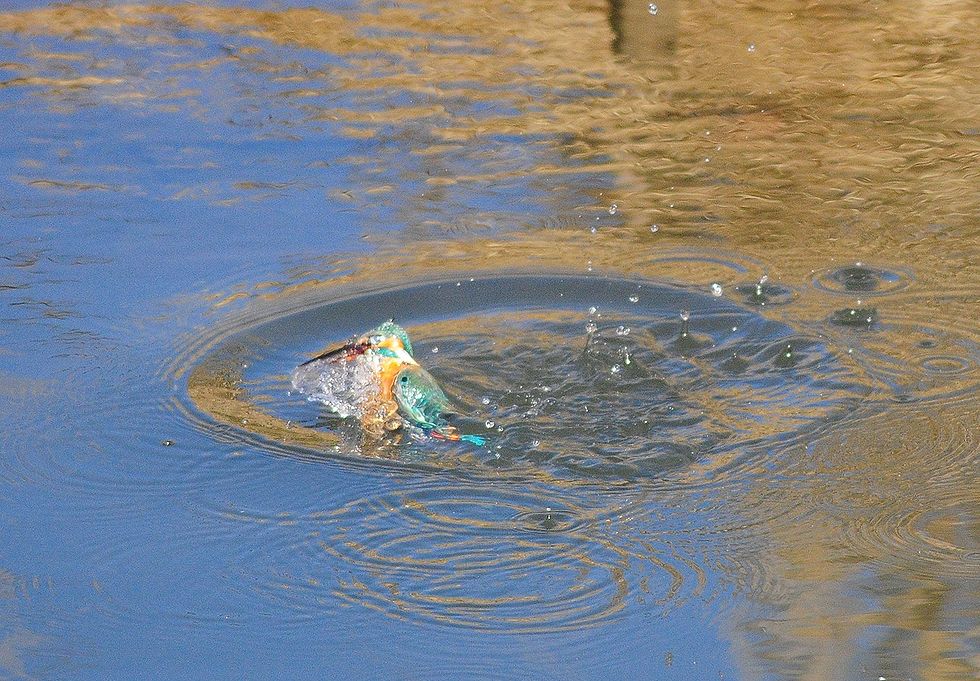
588, 306, 597, 315
610, 364, 622, 374
590, 225, 597, 234
747, 43, 756, 52
680, 310, 690, 322
608, 204, 618, 215
485, 420, 495, 429
431, 346, 439, 353
531, 439, 540, 448
650, 224, 659, 233
628, 295, 639, 303
711, 283, 723, 296
585, 321, 598, 334
161, 439, 175, 447
616, 325, 631, 336
732, 326, 738, 332
648, 3, 658, 15
481, 396, 491, 405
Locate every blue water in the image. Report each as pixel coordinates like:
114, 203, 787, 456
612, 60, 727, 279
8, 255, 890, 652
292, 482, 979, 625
1, 1, 977, 679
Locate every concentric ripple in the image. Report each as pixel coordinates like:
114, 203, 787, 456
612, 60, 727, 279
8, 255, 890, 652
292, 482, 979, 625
833, 318, 978, 403
175, 275, 871, 480
187, 478, 718, 633
156, 273, 879, 631
812, 263, 912, 296
790, 407, 980, 581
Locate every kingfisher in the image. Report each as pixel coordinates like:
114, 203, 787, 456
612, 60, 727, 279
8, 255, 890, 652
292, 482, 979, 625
292, 321, 485, 445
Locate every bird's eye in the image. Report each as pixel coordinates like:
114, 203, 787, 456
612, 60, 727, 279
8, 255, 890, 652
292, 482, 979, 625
400, 375, 409, 383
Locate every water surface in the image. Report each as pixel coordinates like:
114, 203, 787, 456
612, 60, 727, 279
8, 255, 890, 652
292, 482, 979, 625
0, 1, 977, 679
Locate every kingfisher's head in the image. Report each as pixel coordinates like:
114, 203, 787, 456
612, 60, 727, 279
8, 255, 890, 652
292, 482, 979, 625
368, 321, 414, 357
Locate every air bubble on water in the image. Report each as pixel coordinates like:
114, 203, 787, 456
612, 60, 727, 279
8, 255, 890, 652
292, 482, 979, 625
648, 3, 658, 15
608, 204, 618, 215
629, 295, 639, 303
481, 396, 491, 405
616, 325, 631, 336
431, 346, 439, 353
469, 277, 475, 282
485, 420, 495, 429
586, 321, 598, 334
732, 326, 738, 332
588, 306, 597, 314
590, 225, 597, 234
680, 310, 690, 322
747, 43, 756, 52
531, 439, 540, 448
650, 224, 659, 233
611, 364, 622, 374
711, 283, 723, 296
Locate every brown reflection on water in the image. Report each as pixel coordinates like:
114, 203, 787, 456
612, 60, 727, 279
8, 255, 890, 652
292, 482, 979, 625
2, 2, 976, 288
186, 341, 340, 452
3, 0, 977, 674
